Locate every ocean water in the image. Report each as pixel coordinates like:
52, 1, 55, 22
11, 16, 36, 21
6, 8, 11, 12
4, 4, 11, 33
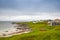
0, 21, 16, 31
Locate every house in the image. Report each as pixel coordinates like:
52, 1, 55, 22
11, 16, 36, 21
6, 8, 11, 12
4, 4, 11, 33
48, 19, 60, 26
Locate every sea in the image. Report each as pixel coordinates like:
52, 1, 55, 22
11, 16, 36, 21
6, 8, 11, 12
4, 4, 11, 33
0, 21, 16, 31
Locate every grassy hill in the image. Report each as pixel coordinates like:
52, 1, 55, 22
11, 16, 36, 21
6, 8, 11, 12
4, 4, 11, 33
0, 21, 60, 40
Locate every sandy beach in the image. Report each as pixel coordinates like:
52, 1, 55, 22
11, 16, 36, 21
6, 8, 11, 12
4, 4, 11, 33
0, 29, 30, 37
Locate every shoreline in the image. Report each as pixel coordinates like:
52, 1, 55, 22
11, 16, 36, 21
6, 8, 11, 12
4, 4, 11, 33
0, 31, 30, 37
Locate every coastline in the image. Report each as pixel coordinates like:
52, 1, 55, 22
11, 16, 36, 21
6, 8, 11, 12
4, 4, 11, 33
0, 31, 30, 37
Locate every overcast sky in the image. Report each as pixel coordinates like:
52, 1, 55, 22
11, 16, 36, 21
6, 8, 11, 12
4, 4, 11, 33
0, 0, 60, 21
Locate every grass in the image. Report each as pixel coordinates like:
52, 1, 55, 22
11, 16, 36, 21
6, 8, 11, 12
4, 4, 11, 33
0, 21, 60, 40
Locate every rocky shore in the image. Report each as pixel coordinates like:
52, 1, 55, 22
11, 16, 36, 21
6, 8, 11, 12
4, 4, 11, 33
0, 23, 31, 37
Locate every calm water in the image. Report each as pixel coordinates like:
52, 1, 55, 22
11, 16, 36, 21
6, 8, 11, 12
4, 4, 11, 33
0, 21, 16, 31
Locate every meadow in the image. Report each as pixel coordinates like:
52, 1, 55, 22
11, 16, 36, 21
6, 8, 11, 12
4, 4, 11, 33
0, 21, 60, 40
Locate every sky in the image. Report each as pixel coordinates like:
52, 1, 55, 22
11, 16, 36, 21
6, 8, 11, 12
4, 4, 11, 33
0, 0, 60, 21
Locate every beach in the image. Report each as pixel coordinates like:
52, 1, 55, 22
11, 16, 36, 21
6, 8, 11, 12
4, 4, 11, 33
0, 29, 30, 37
0, 21, 31, 37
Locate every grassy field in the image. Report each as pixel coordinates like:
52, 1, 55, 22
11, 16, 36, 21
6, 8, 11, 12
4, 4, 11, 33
0, 21, 60, 40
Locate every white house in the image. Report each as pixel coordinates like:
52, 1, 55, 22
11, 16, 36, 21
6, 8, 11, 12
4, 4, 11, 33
48, 19, 60, 26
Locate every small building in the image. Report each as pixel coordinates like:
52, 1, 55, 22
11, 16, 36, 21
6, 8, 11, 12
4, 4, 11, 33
48, 19, 60, 26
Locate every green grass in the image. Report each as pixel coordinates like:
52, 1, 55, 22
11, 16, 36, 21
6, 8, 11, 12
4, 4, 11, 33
0, 21, 60, 40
